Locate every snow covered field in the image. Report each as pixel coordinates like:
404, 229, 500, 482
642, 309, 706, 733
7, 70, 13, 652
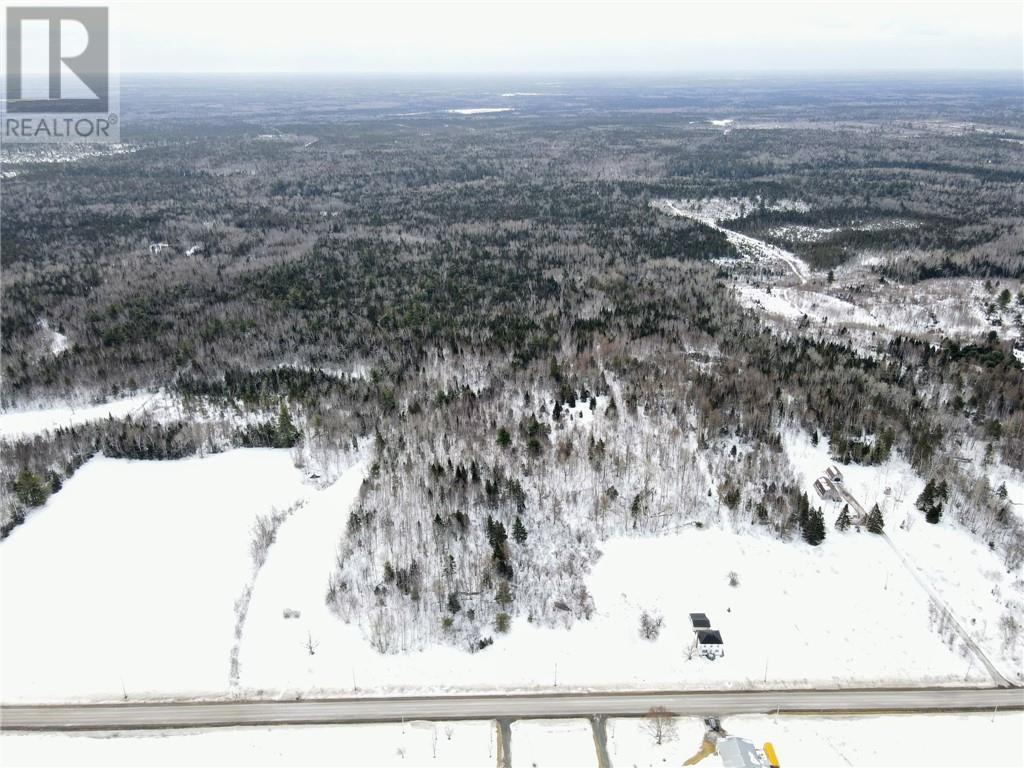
723, 712, 1024, 767
235, 457, 367, 692
607, 716, 707, 767
737, 285, 878, 327
4, 714, 1020, 767
0, 450, 311, 702
0, 721, 496, 767
511, 719, 595, 767
783, 429, 1024, 685
2, 432, 1008, 703
0, 392, 159, 440
446, 107, 513, 115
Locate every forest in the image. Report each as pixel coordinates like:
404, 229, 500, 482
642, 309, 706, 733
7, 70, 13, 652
2, 76, 1022, 650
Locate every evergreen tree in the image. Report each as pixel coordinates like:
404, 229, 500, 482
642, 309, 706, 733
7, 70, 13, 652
867, 503, 885, 534
512, 516, 527, 545
12, 470, 50, 508
916, 479, 936, 512
446, 592, 461, 614
835, 504, 851, 532
801, 507, 826, 546
916, 478, 944, 524
274, 401, 300, 447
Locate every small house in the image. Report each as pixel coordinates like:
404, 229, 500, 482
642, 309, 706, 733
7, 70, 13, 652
696, 629, 724, 659
689, 613, 711, 632
826, 465, 843, 484
814, 477, 840, 502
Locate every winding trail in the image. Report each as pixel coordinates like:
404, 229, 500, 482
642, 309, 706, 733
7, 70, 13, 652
658, 200, 809, 284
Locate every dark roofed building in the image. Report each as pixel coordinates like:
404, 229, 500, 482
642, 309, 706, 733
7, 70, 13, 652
696, 629, 724, 659
689, 612, 711, 631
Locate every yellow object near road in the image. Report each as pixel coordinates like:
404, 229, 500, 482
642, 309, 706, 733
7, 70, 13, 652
763, 742, 780, 768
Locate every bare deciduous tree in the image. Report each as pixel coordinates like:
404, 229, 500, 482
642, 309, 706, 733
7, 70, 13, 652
643, 706, 678, 746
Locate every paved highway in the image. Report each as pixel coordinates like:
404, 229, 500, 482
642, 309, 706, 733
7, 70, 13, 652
3, 687, 1022, 731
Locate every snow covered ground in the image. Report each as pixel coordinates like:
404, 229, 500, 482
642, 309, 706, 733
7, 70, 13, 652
783, 429, 1024, 685
737, 285, 878, 327
36, 319, 69, 356
0, 721, 496, 767
0, 450, 311, 702
0, 390, 277, 442
4, 714, 1020, 767
511, 719, 595, 767
446, 107, 513, 115
0, 392, 160, 440
235, 456, 367, 693
607, 716, 707, 766
722, 712, 1024, 767
2, 433, 1004, 703
656, 197, 809, 225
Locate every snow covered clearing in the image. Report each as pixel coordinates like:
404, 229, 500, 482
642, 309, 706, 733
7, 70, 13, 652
827, 271, 1022, 344
736, 286, 880, 328
656, 197, 810, 226
769, 219, 920, 243
0, 721, 495, 767
783, 429, 1024, 685
0, 449, 310, 702
36, 319, 68, 356
446, 107, 514, 115
235, 456, 367, 693
511, 719, 595, 767
0, 390, 282, 442
2, 416, 1015, 703
245, 526, 981, 695
709, 119, 734, 127
0, 392, 162, 440
722, 712, 1024, 767
607, 716, 707, 766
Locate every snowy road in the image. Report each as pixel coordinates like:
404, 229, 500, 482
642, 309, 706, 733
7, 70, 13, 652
3, 688, 1021, 731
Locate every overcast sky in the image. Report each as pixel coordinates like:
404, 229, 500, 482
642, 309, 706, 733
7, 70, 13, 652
34, 1, 1024, 74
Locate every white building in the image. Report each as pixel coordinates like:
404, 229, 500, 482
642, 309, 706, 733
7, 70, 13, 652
696, 629, 724, 659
